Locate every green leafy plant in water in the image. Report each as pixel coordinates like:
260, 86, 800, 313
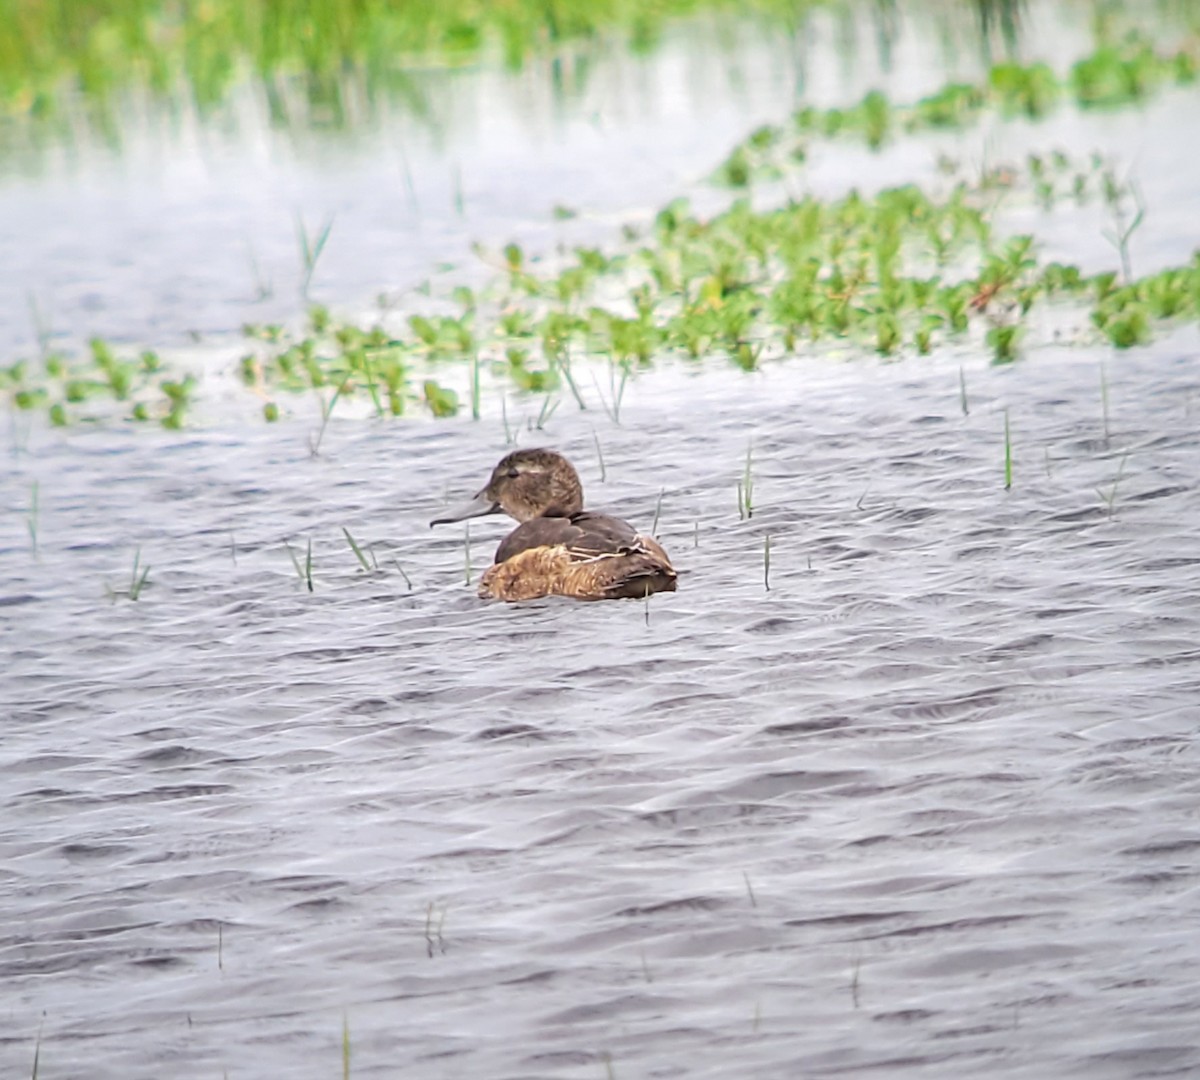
986, 321, 1024, 364
989, 61, 1058, 117
423, 379, 459, 417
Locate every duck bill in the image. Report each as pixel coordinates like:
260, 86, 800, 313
430, 490, 501, 527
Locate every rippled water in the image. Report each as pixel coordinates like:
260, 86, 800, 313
4, 337, 1199, 1078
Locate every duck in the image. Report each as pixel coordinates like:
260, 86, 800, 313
430, 448, 677, 601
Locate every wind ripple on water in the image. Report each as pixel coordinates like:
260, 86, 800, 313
1, 345, 1199, 1078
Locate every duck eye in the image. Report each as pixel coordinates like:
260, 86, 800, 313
506, 467, 520, 478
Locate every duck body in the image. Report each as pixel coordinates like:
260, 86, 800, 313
430, 449, 677, 602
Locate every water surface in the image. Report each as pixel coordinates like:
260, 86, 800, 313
3, 338, 1199, 1078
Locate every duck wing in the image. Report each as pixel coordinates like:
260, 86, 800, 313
494, 511, 642, 564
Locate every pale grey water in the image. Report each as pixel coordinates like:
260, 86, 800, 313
2, 337, 1200, 1079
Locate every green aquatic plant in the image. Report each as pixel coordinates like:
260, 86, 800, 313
1003, 410, 1013, 491
989, 61, 1058, 118
738, 443, 754, 521
593, 364, 629, 425
1098, 451, 1129, 519
423, 379, 459, 418
1100, 169, 1145, 284
29, 1016, 42, 1080
593, 431, 607, 482
285, 538, 314, 592
650, 487, 665, 538
127, 548, 152, 601
9, 88, 1200, 432
1100, 363, 1111, 441
26, 480, 39, 557
296, 214, 335, 303
342, 526, 373, 572
7, 0, 816, 139
716, 38, 1198, 181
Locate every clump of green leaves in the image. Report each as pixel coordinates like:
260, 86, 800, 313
1, 339, 196, 428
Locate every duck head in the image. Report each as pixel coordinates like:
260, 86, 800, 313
430, 448, 584, 525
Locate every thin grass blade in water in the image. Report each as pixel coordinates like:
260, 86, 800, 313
1004, 409, 1013, 490
342, 527, 372, 572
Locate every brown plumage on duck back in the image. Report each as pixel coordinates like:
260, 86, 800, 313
430, 449, 677, 602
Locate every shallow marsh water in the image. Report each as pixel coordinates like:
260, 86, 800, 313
4, 1, 1200, 1076
0, 2, 1109, 360
3, 336, 1200, 1078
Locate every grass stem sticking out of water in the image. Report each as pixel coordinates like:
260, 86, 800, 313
342, 527, 372, 572
391, 559, 412, 590
593, 431, 606, 482
743, 871, 757, 908
310, 377, 349, 457
738, 443, 754, 520
650, 488, 664, 537
284, 539, 313, 591
28, 292, 53, 362
359, 348, 383, 419
502, 397, 514, 445
342, 1013, 351, 1080
245, 239, 273, 301
1100, 363, 1110, 442
296, 213, 335, 303
592, 366, 629, 426
425, 901, 447, 957
128, 548, 151, 600
533, 395, 558, 430
763, 534, 771, 592
560, 354, 586, 411
469, 353, 480, 421
959, 366, 969, 415
1003, 409, 1013, 491
1097, 450, 1129, 519
26, 480, 38, 557
464, 523, 472, 585
30, 1015, 43, 1080
850, 958, 862, 1009
217, 922, 223, 971
1101, 171, 1144, 285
